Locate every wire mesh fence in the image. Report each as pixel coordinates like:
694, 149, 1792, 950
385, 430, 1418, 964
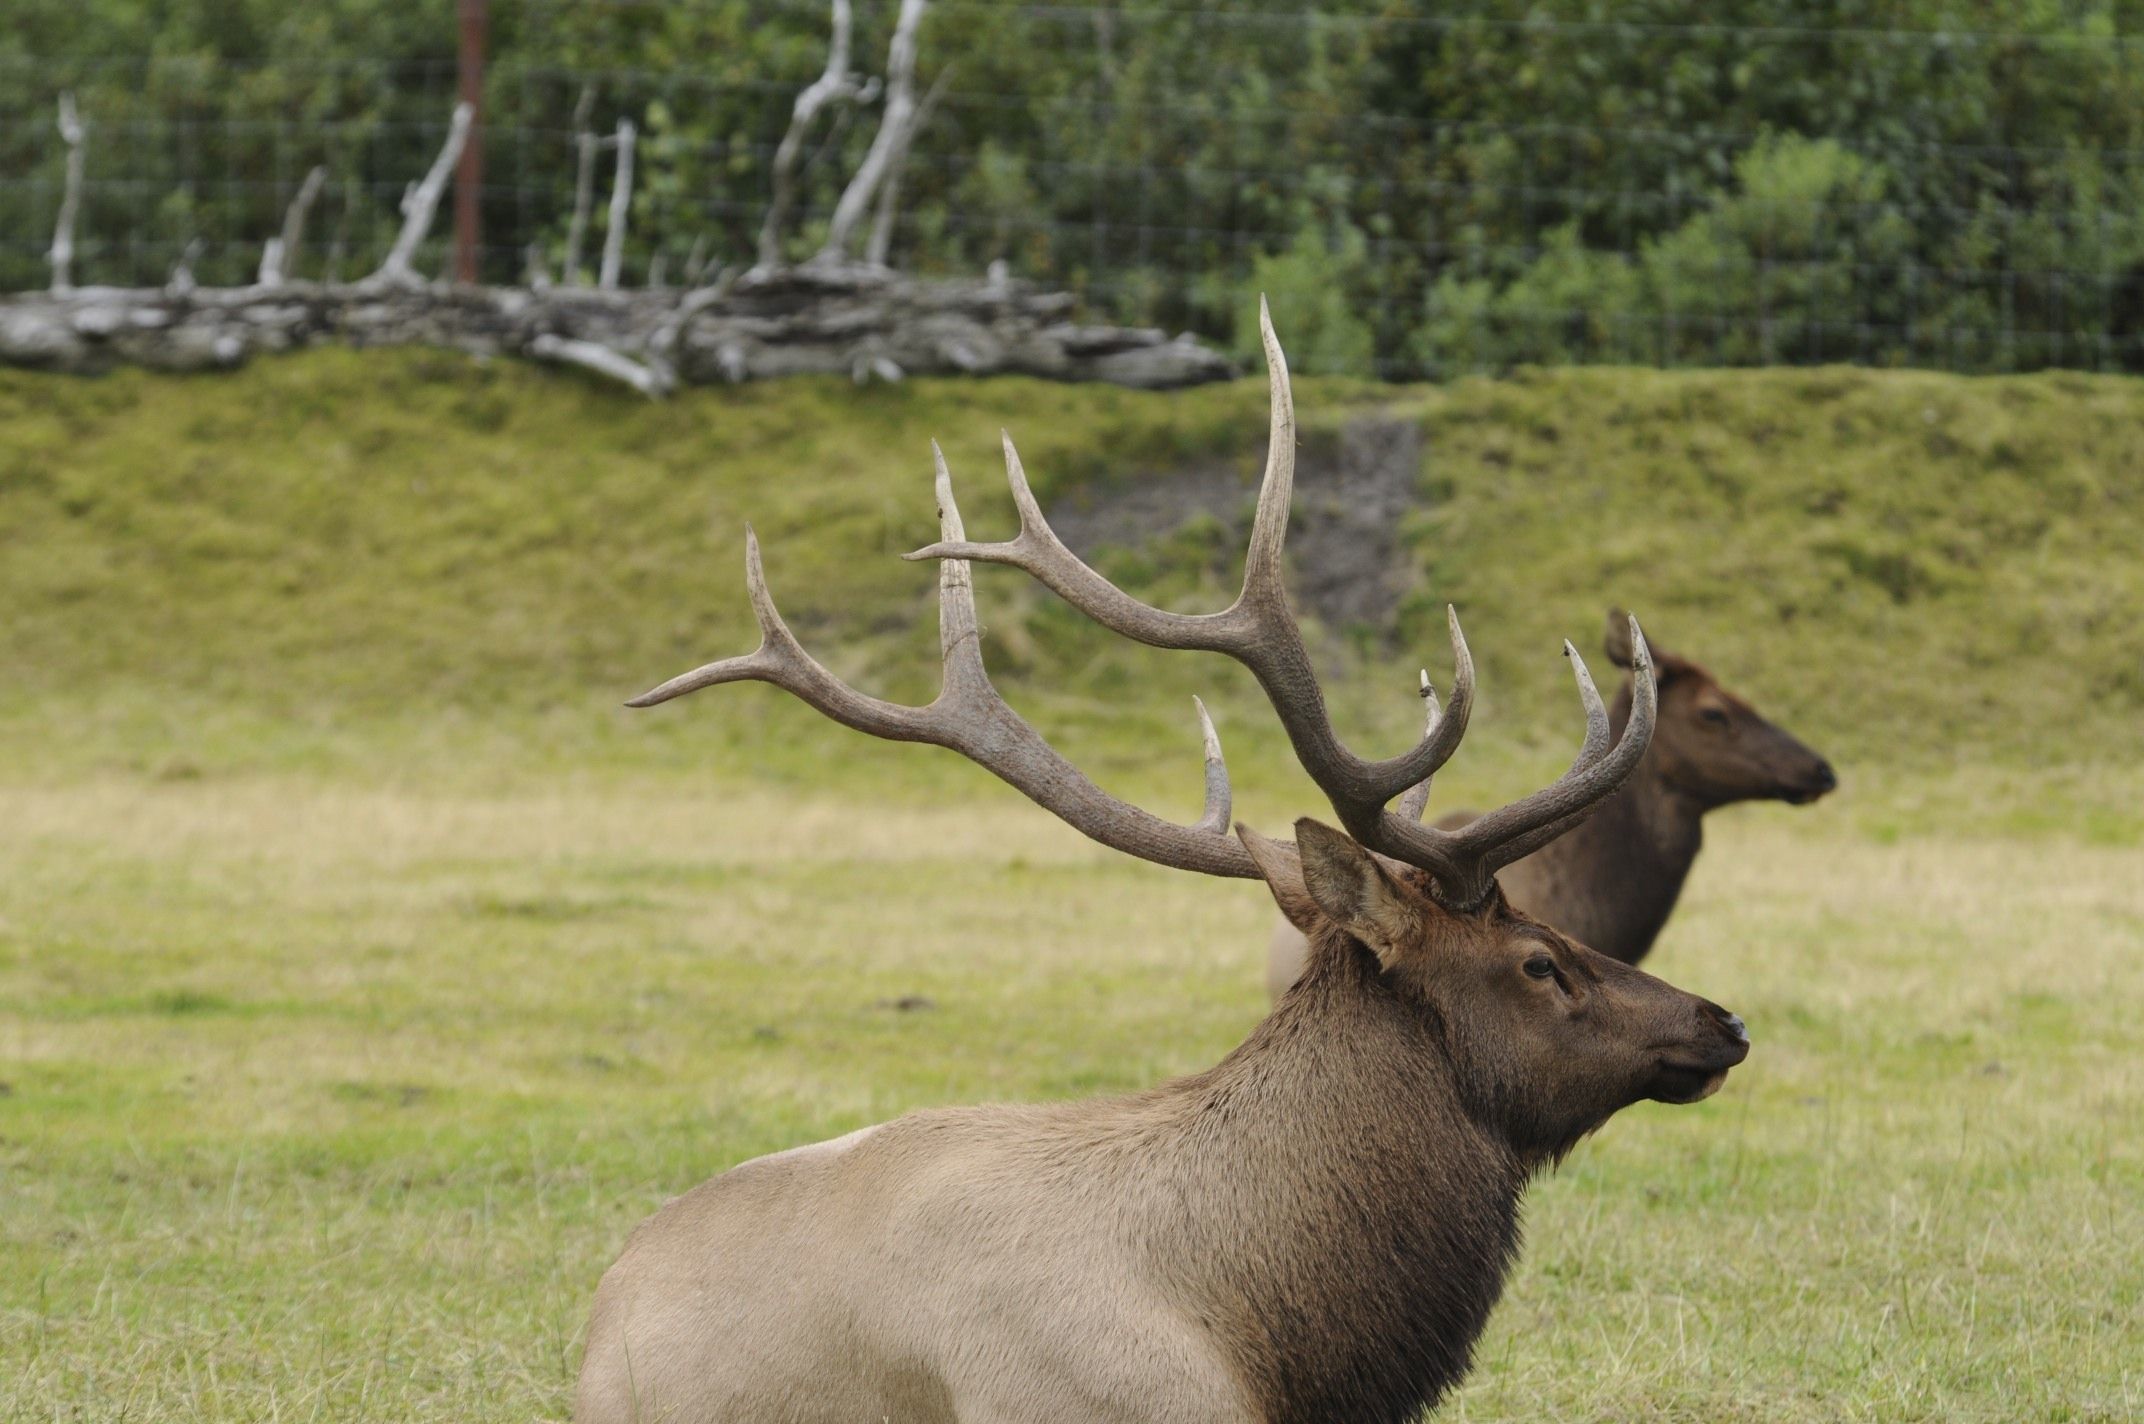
10, 1, 2144, 378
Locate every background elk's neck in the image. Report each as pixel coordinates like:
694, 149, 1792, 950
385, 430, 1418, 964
1144, 937, 1528, 1424
1508, 684, 1705, 963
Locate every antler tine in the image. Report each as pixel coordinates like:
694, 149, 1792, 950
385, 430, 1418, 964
1562, 640, 1612, 772
1500, 625, 1651, 862
1435, 614, 1658, 888
935, 449, 1234, 843
1192, 695, 1232, 834
626, 524, 937, 740
1433, 640, 1614, 867
905, 308, 1476, 819
905, 429, 1226, 653
1238, 294, 1295, 609
905, 294, 1296, 642
631, 452, 1264, 880
1395, 670, 1440, 824
930, 441, 991, 703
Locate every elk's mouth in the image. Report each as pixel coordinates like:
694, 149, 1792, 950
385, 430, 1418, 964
1647, 1039, 1749, 1104
1647, 1062, 1731, 1103
1778, 762, 1838, 805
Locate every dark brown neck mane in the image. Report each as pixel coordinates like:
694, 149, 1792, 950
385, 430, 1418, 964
1144, 929, 1528, 1424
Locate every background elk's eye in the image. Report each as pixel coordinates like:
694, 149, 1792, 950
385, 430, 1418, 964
1524, 955, 1557, 980
1700, 705, 1731, 726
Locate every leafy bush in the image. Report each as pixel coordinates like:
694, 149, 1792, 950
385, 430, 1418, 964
1227, 213, 1379, 376
1419, 137, 1922, 371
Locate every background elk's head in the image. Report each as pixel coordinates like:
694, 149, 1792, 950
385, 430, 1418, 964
1605, 610, 1837, 809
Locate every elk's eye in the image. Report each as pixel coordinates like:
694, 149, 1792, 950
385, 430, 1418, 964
1523, 955, 1558, 980
1699, 706, 1731, 727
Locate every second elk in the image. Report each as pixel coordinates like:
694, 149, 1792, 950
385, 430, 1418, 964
1267, 609, 1837, 996
577, 303, 1754, 1424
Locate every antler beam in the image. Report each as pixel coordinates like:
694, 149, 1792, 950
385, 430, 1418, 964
629, 446, 1257, 878
907, 299, 1476, 826
634, 302, 1653, 911
907, 299, 1657, 911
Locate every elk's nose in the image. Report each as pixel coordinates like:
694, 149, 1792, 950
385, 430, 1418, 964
1809, 761, 1838, 794
1702, 1001, 1749, 1044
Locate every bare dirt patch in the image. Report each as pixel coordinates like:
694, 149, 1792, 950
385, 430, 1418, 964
1042, 412, 1425, 637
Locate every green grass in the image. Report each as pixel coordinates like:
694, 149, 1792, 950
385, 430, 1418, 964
4, 352, 2142, 805
2, 784, 2137, 1421
1, 353, 2141, 1420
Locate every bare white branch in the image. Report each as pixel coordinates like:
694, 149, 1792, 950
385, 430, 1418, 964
370, 101, 474, 288
49, 93, 86, 293
758, 0, 875, 269
649, 275, 736, 361
852, 353, 905, 384
865, 63, 953, 269
563, 86, 598, 286
167, 238, 202, 296
599, 118, 635, 291
259, 164, 327, 286
527, 333, 673, 398
817, 0, 931, 265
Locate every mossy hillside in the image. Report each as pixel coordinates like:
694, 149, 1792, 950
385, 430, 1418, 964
2, 352, 2139, 834
1392, 364, 2144, 773
0, 351, 1292, 781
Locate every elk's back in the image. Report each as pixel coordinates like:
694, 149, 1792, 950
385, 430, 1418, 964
575, 1105, 1250, 1424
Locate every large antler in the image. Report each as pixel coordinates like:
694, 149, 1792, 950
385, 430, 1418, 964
629, 447, 1263, 878
907, 298, 1656, 910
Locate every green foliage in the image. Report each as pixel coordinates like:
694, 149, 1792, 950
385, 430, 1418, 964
15, 3, 2144, 372
1640, 136, 1909, 363
1229, 213, 1379, 375
1418, 224, 1640, 371
1420, 136, 1920, 369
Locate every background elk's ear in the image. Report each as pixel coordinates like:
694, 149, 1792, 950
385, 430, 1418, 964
1237, 823, 1322, 934
1606, 607, 1681, 682
1290, 818, 1417, 969
1604, 607, 1639, 668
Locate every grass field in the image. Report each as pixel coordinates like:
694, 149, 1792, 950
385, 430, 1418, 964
3, 779, 2138, 1421
2, 354, 2141, 1420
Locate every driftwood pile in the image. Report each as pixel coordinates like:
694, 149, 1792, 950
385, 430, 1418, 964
4, 0, 1233, 395
0, 268, 1233, 394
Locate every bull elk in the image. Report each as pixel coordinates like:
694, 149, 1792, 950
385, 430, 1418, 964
578, 304, 1752, 1424
1267, 614, 1835, 996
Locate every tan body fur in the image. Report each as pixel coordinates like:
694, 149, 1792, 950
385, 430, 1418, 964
579, 1108, 1256, 1423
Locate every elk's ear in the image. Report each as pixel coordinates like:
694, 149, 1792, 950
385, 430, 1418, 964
1237, 823, 1322, 934
1290, 818, 1416, 970
1604, 608, 1637, 668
